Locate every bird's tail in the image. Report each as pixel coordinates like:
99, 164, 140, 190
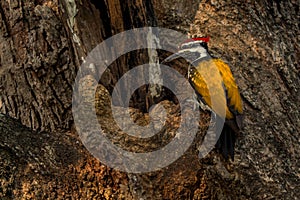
215, 123, 236, 160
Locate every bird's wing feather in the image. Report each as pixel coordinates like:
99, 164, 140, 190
189, 62, 231, 119
211, 59, 243, 116
189, 59, 243, 120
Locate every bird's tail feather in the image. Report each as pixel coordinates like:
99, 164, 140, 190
215, 123, 236, 160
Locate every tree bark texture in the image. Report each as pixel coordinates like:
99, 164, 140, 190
152, 0, 300, 199
0, 0, 157, 131
0, 0, 299, 199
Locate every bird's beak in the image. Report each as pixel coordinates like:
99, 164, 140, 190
162, 51, 186, 63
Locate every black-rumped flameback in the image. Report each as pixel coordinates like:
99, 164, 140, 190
164, 37, 243, 160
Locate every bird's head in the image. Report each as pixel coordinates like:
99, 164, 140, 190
179, 37, 209, 51
163, 37, 210, 63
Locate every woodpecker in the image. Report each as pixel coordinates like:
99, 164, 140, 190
164, 37, 243, 160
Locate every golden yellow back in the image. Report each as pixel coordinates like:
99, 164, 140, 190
189, 58, 243, 120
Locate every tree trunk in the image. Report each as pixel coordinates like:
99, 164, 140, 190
151, 0, 300, 199
1, 0, 299, 199
0, 0, 157, 131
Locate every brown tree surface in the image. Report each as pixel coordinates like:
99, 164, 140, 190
0, 0, 299, 199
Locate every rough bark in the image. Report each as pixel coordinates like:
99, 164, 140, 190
0, 114, 132, 199
0, 0, 74, 131
0, 0, 157, 131
1, 0, 300, 199
151, 0, 300, 199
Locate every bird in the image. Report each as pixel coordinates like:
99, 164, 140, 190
164, 37, 243, 160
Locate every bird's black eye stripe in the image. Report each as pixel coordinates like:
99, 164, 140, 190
200, 42, 208, 50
